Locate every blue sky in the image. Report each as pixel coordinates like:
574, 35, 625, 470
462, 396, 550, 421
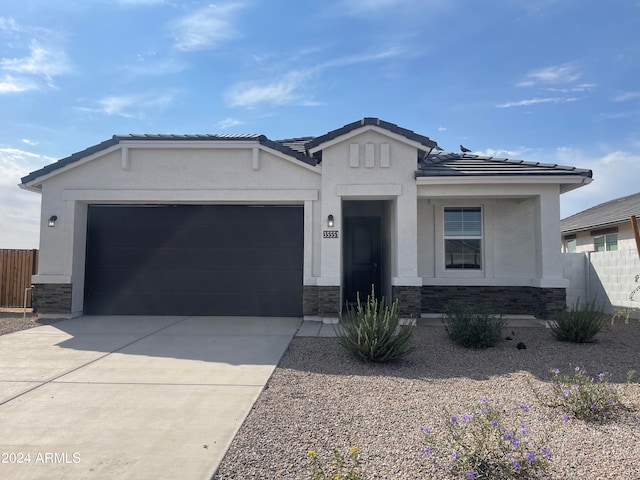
1, 0, 639, 248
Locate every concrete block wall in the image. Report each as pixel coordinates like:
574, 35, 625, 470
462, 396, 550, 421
561, 250, 640, 317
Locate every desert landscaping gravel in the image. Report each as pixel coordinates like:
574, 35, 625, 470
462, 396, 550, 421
0, 311, 63, 335
214, 322, 640, 480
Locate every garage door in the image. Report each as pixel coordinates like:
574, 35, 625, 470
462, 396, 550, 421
84, 205, 303, 316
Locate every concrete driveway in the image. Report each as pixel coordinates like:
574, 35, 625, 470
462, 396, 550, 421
0, 315, 301, 480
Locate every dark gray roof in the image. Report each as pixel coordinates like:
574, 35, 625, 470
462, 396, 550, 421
275, 136, 315, 154
416, 152, 593, 179
561, 192, 640, 234
305, 117, 438, 151
21, 133, 317, 184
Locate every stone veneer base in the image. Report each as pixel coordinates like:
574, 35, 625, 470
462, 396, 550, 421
32, 283, 72, 315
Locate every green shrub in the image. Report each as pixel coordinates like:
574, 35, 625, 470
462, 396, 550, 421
545, 366, 632, 422
442, 302, 505, 349
549, 298, 605, 343
335, 286, 413, 363
421, 399, 553, 479
306, 447, 362, 480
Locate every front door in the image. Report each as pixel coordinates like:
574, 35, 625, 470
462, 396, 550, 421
343, 217, 381, 305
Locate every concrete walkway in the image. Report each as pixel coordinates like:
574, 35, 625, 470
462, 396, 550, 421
0, 315, 301, 480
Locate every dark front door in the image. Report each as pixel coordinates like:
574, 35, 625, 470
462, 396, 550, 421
343, 217, 381, 305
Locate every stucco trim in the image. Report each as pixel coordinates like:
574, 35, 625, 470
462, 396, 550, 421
336, 184, 402, 197
61, 189, 319, 202
416, 175, 591, 193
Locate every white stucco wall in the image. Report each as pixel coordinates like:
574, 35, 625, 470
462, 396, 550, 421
32, 142, 322, 315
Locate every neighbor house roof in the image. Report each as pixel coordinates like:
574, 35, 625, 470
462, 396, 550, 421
561, 192, 640, 234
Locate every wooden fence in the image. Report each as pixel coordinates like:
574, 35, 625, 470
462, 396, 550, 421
0, 249, 39, 308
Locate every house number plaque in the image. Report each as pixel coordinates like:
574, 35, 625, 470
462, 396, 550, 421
323, 230, 339, 238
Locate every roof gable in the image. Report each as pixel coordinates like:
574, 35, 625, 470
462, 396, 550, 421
561, 191, 640, 233
305, 117, 438, 153
20, 134, 317, 186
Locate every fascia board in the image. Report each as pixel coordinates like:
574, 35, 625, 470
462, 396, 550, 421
258, 145, 321, 173
416, 175, 592, 187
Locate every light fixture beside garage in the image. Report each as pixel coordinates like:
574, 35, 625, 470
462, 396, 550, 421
327, 215, 335, 228
48, 215, 57, 228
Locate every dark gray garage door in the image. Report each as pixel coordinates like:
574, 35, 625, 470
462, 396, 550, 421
84, 205, 303, 316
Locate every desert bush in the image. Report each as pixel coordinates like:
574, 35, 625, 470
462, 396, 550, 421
442, 302, 505, 349
549, 298, 605, 343
545, 366, 632, 422
421, 399, 553, 479
335, 286, 413, 363
306, 447, 362, 480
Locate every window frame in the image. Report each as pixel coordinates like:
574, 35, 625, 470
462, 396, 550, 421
443, 206, 484, 271
593, 233, 618, 252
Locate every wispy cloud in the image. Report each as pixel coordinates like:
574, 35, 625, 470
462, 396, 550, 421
124, 55, 187, 77
0, 74, 37, 93
613, 91, 640, 102
21, 138, 38, 146
1, 40, 71, 82
339, 0, 448, 15
0, 147, 54, 248
517, 63, 581, 87
170, 3, 246, 52
225, 46, 406, 108
475, 148, 524, 158
226, 71, 313, 108
497, 97, 578, 108
216, 117, 243, 129
79, 90, 179, 118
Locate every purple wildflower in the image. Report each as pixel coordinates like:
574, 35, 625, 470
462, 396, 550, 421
563, 389, 570, 397
466, 471, 475, 479
526, 451, 536, 463
451, 451, 457, 460
561, 414, 569, 422
520, 404, 530, 412
598, 372, 605, 382
451, 416, 458, 423
575, 366, 581, 372
421, 425, 432, 434
491, 419, 499, 427
540, 447, 552, 459
503, 430, 513, 441
424, 446, 433, 455
512, 438, 520, 448
513, 461, 521, 471
552, 368, 560, 375
480, 397, 487, 404
461, 414, 473, 423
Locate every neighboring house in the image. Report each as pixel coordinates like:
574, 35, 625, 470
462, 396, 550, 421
561, 192, 640, 253
20, 118, 592, 320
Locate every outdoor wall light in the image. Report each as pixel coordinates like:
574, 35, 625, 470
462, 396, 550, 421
48, 215, 57, 228
327, 215, 334, 228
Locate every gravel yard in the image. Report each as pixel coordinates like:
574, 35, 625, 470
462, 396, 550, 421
214, 321, 640, 480
0, 310, 64, 336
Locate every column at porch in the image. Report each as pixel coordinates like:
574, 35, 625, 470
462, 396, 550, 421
392, 192, 422, 317
316, 197, 342, 320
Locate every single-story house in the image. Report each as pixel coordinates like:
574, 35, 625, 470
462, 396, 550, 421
20, 118, 593, 321
561, 192, 640, 253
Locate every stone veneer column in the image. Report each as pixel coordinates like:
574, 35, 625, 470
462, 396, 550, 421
32, 283, 72, 316
303, 285, 319, 316
317, 286, 341, 316
391, 286, 421, 317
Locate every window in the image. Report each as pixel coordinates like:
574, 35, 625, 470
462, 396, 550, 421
594, 234, 617, 252
566, 238, 576, 253
444, 207, 482, 269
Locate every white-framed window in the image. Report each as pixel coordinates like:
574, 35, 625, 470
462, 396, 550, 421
594, 233, 617, 252
444, 206, 482, 269
566, 238, 577, 253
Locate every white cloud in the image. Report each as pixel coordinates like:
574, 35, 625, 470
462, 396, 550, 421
438, 126, 447, 131
225, 47, 406, 108
21, 138, 38, 146
0, 147, 53, 249
497, 97, 578, 108
613, 91, 640, 102
0, 74, 36, 93
0, 39, 71, 82
88, 91, 178, 118
125, 56, 187, 77
225, 71, 313, 108
170, 3, 245, 52
216, 117, 243, 129
475, 148, 524, 158
556, 147, 640, 218
517, 63, 581, 87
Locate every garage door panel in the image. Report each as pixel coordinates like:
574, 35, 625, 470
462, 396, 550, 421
84, 205, 303, 316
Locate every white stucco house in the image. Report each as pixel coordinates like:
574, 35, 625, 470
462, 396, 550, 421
20, 118, 592, 320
